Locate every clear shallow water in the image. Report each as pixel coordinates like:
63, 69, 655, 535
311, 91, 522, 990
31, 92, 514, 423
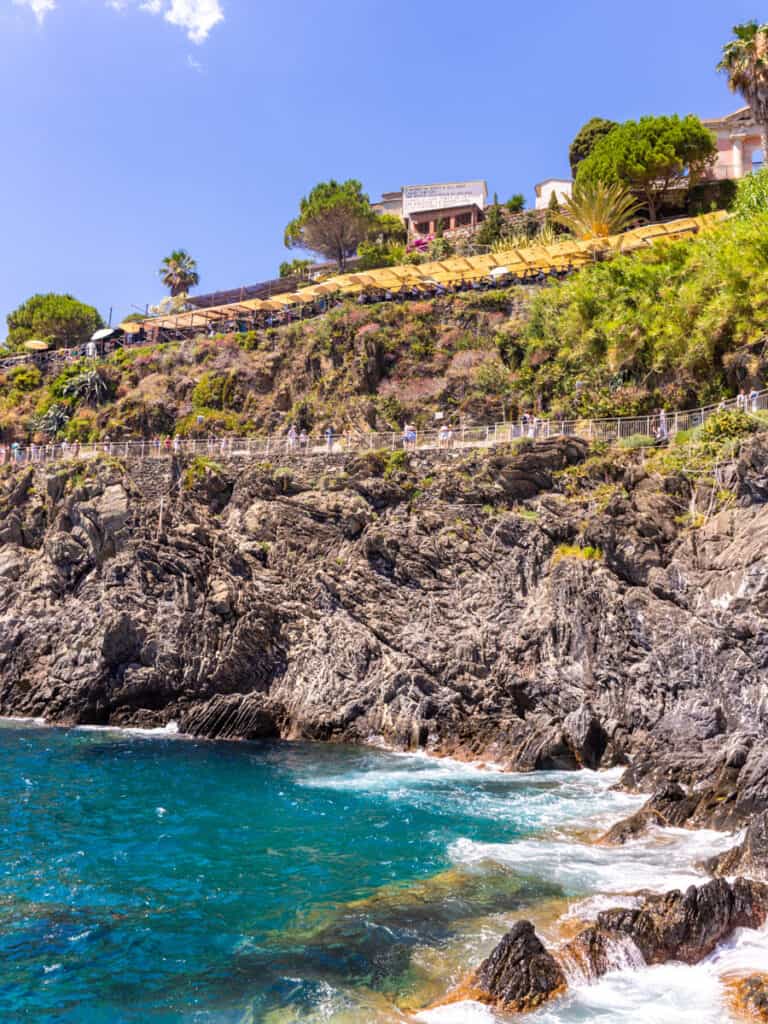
0, 723, 756, 1024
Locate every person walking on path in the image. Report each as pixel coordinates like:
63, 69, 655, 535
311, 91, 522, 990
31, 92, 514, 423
658, 407, 668, 440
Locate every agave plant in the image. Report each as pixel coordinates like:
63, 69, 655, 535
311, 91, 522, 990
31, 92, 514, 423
491, 222, 564, 253
718, 22, 768, 155
61, 369, 115, 407
555, 181, 642, 241
32, 403, 71, 439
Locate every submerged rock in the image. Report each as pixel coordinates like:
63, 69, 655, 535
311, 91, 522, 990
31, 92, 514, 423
469, 920, 566, 1013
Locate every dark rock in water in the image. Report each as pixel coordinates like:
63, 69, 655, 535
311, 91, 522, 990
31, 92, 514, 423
470, 920, 566, 1013
706, 811, 768, 880
600, 782, 700, 844
616, 735, 768, 833
563, 878, 768, 975
464, 879, 768, 1015
736, 974, 768, 1021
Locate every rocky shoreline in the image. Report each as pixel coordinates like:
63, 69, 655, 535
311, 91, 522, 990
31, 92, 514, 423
2, 436, 768, 1014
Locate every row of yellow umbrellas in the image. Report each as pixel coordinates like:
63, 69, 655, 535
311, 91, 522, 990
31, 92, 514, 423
132, 211, 727, 332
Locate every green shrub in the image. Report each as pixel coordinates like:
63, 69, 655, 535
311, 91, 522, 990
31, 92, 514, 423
733, 168, 768, 219
687, 178, 737, 215
475, 357, 510, 395
174, 409, 243, 437
700, 409, 757, 442
383, 450, 409, 478
183, 456, 223, 489
61, 368, 116, 406
191, 371, 238, 411
64, 416, 98, 442
33, 402, 71, 438
9, 364, 42, 392
50, 362, 88, 399
235, 331, 260, 352
619, 433, 655, 449
519, 215, 768, 413
552, 544, 604, 564
458, 290, 515, 314
378, 395, 404, 428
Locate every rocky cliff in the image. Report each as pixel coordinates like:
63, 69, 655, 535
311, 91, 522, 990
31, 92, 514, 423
1, 436, 767, 820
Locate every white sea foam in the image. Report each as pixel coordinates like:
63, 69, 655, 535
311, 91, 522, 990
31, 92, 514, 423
416, 1002, 495, 1023
418, 928, 768, 1024
74, 720, 181, 738
300, 759, 643, 836
449, 824, 736, 896
0, 715, 47, 727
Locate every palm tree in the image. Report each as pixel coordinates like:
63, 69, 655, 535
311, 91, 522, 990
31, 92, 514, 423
718, 22, 768, 156
555, 182, 642, 241
159, 250, 200, 297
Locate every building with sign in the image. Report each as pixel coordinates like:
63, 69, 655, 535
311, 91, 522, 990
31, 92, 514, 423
373, 180, 488, 237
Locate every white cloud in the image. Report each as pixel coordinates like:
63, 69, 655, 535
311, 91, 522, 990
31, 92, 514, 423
187, 53, 205, 72
163, 0, 223, 44
13, 0, 56, 23
13, 0, 224, 42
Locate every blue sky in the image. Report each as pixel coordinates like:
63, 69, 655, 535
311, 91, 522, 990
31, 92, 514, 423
0, 0, 758, 336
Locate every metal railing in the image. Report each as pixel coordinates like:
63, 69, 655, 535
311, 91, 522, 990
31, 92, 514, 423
703, 161, 764, 181
1, 391, 765, 469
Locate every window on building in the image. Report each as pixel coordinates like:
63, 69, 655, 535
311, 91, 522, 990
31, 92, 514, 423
454, 212, 472, 227
415, 221, 430, 235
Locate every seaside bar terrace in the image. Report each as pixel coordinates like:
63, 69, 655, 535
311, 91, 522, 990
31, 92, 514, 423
133, 212, 727, 336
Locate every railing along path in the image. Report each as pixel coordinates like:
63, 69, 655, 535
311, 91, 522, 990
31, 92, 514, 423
2, 391, 766, 469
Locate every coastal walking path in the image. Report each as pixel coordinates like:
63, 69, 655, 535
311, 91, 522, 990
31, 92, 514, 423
4, 389, 767, 469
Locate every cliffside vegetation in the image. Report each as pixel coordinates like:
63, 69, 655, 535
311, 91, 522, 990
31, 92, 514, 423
1, 211, 767, 444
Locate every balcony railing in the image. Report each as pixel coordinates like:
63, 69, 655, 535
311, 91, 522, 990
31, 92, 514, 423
703, 161, 764, 181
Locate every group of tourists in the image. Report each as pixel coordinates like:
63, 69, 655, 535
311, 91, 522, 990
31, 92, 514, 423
735, 388, 761, 413
1, 385, 764, 470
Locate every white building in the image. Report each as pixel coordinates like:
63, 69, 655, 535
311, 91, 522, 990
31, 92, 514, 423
534, 178, 573, 210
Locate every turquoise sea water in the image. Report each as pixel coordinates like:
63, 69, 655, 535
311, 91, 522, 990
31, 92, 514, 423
0, 722, 745, 1024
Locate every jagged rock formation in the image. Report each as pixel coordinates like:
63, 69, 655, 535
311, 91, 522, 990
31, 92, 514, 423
469, 920, 566, 1012
0, 434, 768, 814
706, 811, 768, 881
600, 782, 700, 844
562, 878, 768, 973
470, 879, 768, 1013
